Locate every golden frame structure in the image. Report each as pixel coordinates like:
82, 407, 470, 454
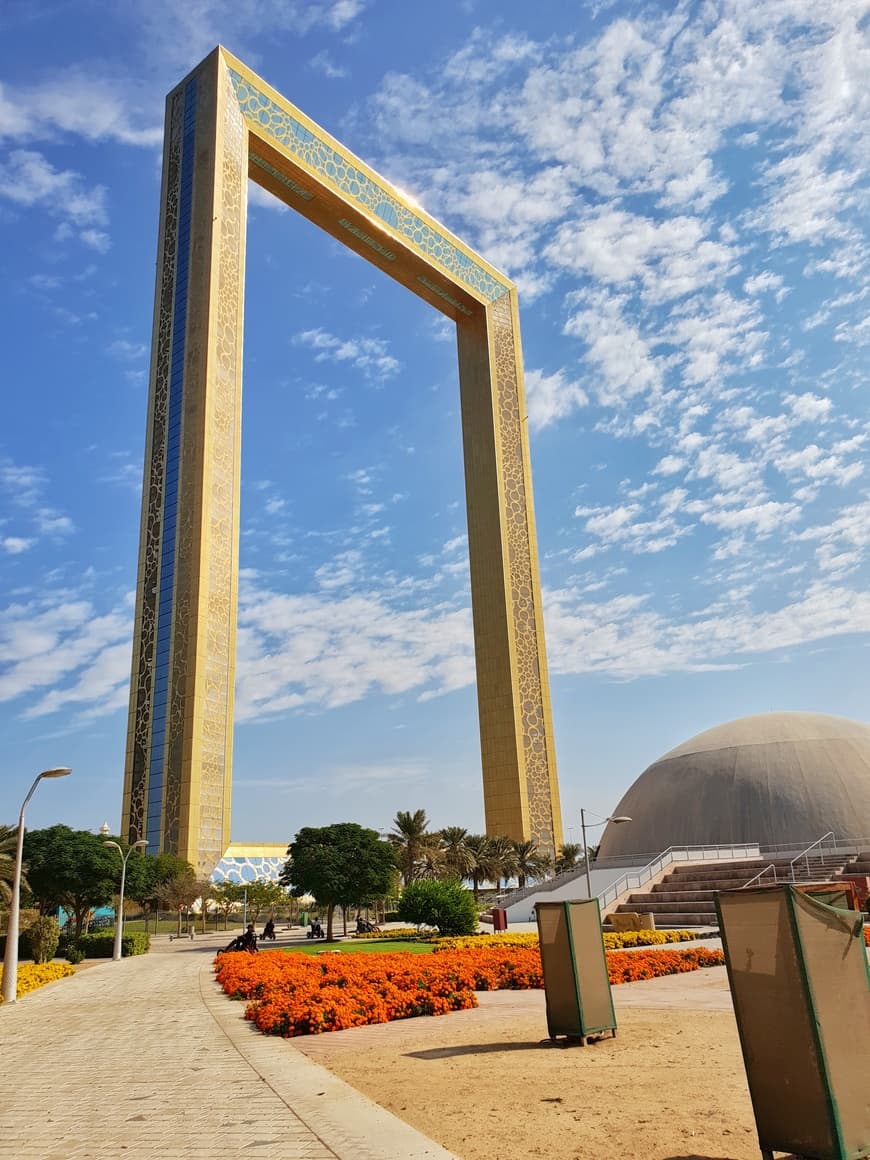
122, 47, 563, 875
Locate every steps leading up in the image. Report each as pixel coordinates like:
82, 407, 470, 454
613, 853, 852, 928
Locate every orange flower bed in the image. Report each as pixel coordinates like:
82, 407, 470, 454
864, 927, 869, 947
215, 951, 478, 1037
215, 944, 726, 1038
606, 946, 724, 983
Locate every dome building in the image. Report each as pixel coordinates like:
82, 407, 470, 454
597, 712, 870, 859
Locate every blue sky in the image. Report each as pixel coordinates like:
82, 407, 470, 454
1, 0, 868, 848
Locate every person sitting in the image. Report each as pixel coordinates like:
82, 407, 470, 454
262, 917, 276, 941
220, 923, 258, 954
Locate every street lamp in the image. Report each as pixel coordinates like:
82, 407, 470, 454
580, 808, 632, 901
103, 838, 148, 961
2, 767, 72, 1005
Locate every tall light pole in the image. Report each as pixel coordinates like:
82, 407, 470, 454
580, 808, 632, 901
103, 839, 148, 961
2, 767, 72, 1005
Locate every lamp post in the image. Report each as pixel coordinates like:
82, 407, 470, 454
2, 767, 72, 1005
580, 808, 632, 901
103, 839, 148, 961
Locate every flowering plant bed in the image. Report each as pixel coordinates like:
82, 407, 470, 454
214, 944, 724, 1038
433, 929, 698, 952
350, 927, 423, 940
0, 962, 75, 1002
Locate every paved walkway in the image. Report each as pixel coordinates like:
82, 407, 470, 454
0, 932, 456, 1160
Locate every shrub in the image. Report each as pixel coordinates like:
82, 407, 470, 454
76, 931, 150, 958
21, 916, 60, 964
398, 879, 479, 936
64, 945, 85, 965
351, 927, 421, 940
0, 962, 75, 1002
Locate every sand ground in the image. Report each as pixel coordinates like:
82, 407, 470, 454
294, 966, 774, 1160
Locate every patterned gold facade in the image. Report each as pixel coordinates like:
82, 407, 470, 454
122, 48, 563, 874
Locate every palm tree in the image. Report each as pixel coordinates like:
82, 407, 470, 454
464, 833, 493, 901
438, 827, 476, 882
389, 809, 433, 887
0, 824, 21, 905
513, 839, 551, 889
417, 845, 446, 879
555, 842, 583, 875
486, 835, 519, 890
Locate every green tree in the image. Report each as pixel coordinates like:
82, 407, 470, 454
211, 881, 243, 930
22, 916, 60, 964
283, 823, 395, 941
244, 880, 288, 924
465, 834, 493, 901
0, 824, 22, 904
485, 835, 519, 890
195, 879, 214, 933
438, 827, 476, 882
389, 809, 437, 887
129, 852, 196, 932
155, 868, 199, 936
398, 879, 479, 936
513, 839, 551, 889
22, 825, 119, 938
555, 842, 583, 875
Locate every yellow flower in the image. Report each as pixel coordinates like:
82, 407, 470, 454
0, 962, 75, 1002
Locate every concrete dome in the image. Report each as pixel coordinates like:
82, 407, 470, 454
597, 712, 870, 858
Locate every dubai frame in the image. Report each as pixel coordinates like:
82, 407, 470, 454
122, 47, 564, 875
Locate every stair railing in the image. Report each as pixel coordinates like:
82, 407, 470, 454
595, 842, 759, 914
742, 863, 777, 889
789, 832, 835, 881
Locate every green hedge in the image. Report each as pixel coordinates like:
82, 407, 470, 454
75, 931, 150, 958
398, 879, 479, 936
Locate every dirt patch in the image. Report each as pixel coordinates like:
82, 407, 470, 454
296, 988, 763, 1160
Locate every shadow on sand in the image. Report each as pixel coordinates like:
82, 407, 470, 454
406, 1039, 582, 1060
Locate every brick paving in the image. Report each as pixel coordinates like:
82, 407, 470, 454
0, 933, 456, 1160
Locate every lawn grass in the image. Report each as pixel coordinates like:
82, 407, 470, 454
284, 939, 433, 956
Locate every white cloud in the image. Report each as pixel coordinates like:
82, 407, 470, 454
309, 51, 348, 79
546, 209, 737, 303
0, 150, 108, 230
293, 328, 400, 380
525, 368, 588, 430
35, 509, 75, 536
80, 229, 111, 253
785, 392, 832, 424
0, 461, 45, 506
1, 537, 34, 555
0, 599, 131, 711
108, 339, 147, 361
0, 75, 161, 148
563, 292, 662, 408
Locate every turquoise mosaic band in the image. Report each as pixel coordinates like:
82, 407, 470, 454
229, 70, 508, 303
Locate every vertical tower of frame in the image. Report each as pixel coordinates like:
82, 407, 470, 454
122, 51, 246, 874
123, 47, 563, 872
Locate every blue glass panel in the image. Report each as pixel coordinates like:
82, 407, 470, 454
148, 76, 196, 840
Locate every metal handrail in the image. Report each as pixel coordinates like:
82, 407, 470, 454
789, 832, 835, 881
742, 863, 777, 889
596, 842, 761, 913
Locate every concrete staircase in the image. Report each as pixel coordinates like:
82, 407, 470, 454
841, 851, 870, 876
614, 854, 852, 928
